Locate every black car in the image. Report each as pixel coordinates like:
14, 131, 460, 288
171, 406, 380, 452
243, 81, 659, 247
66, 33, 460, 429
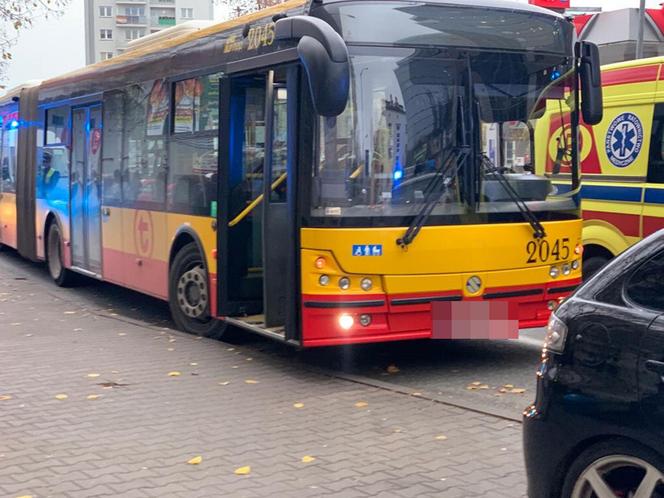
523, 230, 664, 498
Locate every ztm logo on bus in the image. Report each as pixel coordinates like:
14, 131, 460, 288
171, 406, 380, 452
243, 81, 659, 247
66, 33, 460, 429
605, 112, 643, 168
134, 210, 153, 258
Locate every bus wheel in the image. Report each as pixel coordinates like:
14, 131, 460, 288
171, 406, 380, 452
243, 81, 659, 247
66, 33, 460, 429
169, 242, 227, 339
46, 222, 76, 287
582, 256, 610, 281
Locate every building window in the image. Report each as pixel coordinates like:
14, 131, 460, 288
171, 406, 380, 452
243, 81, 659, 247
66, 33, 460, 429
125, 28, 144, 41
181, 8, 193, 18
100, 52, 114, 60
99, 6, 112, 17
100, 29, 112, 40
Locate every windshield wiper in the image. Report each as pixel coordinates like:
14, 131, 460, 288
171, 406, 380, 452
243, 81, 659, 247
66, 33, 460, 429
481, 155, 546, 240
396, 147, 468, 248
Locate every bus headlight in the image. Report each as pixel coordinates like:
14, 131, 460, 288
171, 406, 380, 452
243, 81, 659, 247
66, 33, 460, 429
359, 314, 371, 326
360, 278, 373, 291
571, 259, 579, 270
338, 314, 354, 330
339, 277, 351, 290
319, 274, 330, 286
549, 266, 560, 278
561, 263, 571, 276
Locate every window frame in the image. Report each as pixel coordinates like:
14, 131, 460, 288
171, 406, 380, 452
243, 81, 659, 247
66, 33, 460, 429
100, 28, 113, 40
622, 248, 664, 313
99, 5, 112, 17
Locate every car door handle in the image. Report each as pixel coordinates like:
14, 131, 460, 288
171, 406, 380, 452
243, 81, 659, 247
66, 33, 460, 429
645, 360, 664, 374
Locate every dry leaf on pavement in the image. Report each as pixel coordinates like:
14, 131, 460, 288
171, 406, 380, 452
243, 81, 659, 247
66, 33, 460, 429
301, 455, 316, 463
187, 455, 203, 465
293, 402, 304, 409
509, 388, 526, 394
355, 401, 368, 408
386, 364, 400, 374
86, 394, 100, 400
54, 394, 68, 400
0, 395, 12, 401
86, 373, 100, 378
435, 435, 448, 440
234, 465, 251, 475
168, 371, 181, 377
245, 379, 259, 384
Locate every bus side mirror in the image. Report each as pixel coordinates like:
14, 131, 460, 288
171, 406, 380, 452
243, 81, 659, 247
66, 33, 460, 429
577, 41, 603, 125
275, 16, 349, 117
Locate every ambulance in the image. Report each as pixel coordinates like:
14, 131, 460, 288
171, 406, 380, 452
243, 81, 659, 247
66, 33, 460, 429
543, 56, 664, 277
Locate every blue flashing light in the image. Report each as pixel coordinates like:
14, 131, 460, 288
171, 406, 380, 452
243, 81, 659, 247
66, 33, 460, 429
393, 169, 403, 181
9, 119, 19, 129
550, 70, 561, 81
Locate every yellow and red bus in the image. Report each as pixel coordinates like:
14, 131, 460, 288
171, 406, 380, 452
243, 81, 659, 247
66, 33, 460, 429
0, 0, 602, 347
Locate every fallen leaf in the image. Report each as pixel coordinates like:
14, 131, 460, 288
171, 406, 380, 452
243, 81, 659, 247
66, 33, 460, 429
190, 362, 198, 366
218, 381, 230, 386
246, 357, 253, 361
0, 395, 12, 401
227, 348, 235, 351
244, 379, 259, 384
64, 311, 76, 314
168, 371, 182, 377
234, 465, 251, 475
470, 381, 482, 386
86, 394, 100, 400
477, 385, 489, 390
435, 435, 448, 441
118, 332, 126, 336
168, 338, 176, 343
301, 455, 316, 463
187, 455, 203, 465
386, 364, 400, 374
293, 402, 304, 409
354, 401, 368, 408
86, 373, 100, 378
15, 495, 33, 498
167, 348, 175, 352
503, 384, 514, 389
509, 388, 526, 394
412, 392, 423, 396
54, 394, 68, 400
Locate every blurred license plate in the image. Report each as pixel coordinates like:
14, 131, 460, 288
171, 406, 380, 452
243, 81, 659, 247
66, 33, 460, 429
432, 301, 519, 339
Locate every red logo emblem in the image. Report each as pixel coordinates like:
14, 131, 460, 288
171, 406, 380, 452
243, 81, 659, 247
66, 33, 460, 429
133, 210, 153, 258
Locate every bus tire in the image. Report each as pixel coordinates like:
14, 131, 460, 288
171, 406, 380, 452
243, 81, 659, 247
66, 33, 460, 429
46, 222, 76, 287
583, 255, 610, 281
169, 242, 227, 340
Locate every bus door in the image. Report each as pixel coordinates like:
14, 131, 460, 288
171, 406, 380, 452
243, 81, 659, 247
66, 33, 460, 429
70, 104, 103, 275
219, 67, 298, 333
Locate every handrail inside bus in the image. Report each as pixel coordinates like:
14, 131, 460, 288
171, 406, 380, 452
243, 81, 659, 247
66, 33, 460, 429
228, 172, 288, 227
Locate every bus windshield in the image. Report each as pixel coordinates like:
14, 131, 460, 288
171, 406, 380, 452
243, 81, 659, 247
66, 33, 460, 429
309, 2, 577, 227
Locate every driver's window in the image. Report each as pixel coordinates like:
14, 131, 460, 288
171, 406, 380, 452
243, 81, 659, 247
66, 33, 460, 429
481, 121, 532, 173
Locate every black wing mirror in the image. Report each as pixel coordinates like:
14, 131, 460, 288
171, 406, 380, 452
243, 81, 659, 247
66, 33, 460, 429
577, 41, 603, 125
275, 16, 349, 117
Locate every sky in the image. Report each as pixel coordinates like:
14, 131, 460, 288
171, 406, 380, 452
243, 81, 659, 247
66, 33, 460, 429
2, 0, 663, 91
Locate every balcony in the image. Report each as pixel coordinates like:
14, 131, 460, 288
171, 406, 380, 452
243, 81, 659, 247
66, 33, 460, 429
151, 15, 175, 27
116, 15, 147, 25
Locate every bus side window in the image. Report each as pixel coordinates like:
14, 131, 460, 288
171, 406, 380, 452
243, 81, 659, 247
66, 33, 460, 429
167, 72, 221, 216
102, 91, 125, 204
648, 103, 664, 184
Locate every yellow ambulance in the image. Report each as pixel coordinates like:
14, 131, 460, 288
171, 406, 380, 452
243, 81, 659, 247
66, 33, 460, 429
544, 56, 664, 277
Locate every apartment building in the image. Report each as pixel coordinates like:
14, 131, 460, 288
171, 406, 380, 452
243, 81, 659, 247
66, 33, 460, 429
84, 0, 214, 64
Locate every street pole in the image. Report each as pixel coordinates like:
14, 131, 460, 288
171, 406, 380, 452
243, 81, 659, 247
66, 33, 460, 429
636, 0, 646, 60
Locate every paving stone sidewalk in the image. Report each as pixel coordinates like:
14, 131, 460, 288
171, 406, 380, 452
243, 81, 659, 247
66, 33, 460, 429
0, 255, 527, 498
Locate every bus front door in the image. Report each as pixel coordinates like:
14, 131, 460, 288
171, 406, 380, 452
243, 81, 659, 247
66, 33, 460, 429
219, 67, 298, 337
70, 104, 102, 275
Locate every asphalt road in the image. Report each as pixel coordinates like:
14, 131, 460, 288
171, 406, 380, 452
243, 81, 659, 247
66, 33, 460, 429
0, 248, 545, 421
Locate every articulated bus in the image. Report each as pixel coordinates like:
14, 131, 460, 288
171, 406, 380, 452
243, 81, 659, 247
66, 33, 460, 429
0, 0, 602, 347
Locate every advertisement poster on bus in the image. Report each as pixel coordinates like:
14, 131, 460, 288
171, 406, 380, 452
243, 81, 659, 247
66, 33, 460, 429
146, 80, 169, 136
173, 79, 198, 133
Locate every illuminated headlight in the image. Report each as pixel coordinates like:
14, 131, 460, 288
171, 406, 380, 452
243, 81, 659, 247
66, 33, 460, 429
338, 314, 354, 330
339, 277, 351, 290
360, 278, 373, 291
359, 314, 371, 326
571, 260, 579, 270
549, 266, 560, 278
561, 263, 571, 276
319, 274, 330, 286
543, 313, 568, 353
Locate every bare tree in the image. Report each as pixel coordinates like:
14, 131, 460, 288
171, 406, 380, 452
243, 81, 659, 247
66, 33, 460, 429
0, 0, 71, 85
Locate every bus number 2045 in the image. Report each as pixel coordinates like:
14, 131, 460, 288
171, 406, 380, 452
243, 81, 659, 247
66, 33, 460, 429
526, 238, 570, 264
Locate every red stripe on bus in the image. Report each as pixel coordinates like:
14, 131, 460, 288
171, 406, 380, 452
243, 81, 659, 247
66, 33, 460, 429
583, 210, 641, 237
643, 216, 664, 237
102, 247, 168, 300
602, 65, 659, 86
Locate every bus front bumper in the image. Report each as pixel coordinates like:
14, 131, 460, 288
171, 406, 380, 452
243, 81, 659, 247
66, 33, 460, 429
300, 277, 580, 347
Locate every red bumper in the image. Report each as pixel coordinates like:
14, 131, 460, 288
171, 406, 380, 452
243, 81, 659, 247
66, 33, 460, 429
301, 278, 581, 347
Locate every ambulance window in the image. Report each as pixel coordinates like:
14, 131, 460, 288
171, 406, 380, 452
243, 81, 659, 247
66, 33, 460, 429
648, 104, 664, 183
